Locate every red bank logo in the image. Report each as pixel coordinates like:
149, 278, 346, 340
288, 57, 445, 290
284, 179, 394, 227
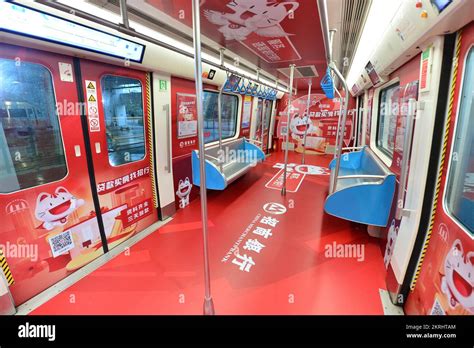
263, 202, 287, 215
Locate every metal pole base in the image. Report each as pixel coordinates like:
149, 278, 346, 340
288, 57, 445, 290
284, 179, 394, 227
203, 297, 215, 315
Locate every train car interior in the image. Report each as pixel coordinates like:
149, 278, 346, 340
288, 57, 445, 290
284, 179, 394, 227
0, 0, 473, 322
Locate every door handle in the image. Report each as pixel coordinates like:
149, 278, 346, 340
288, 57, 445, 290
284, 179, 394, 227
395, 98, 416, 220
74, 145, 81, 157
95, 142, 101, 154
163, 104, 171, 173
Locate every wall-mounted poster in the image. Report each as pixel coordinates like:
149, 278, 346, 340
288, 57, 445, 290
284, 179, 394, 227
278, 93, 355, 154
177, 93, 197, 139
242, 95, 252, 128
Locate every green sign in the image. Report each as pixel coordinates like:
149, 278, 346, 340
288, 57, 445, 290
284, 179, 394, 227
159, 79, 167, 91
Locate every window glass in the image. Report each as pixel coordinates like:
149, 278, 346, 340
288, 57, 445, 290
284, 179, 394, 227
101, 75, 145, 166
263, 99, 272, 131
203, 91, 238, 143
376, 83, 399, 157
446, 47, 474, 234
0, 59, 67, 193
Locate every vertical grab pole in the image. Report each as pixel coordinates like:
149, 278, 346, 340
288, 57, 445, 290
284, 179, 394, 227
329, 62, 349, 194
217, 84, 224, 172
301, 81, 312, 164
261, 97, 266, 151
281, 64, 296, 196
217, 48, 226, 172
191, 0, 215, 315
333, 88, 344, 160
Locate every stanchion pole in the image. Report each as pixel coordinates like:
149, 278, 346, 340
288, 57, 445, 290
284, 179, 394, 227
301, 81, 312, 164
191, 0, 215, 315
281, 64, 295, 196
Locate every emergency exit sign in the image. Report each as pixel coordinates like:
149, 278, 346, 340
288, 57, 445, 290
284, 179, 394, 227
159, 80, 167, 91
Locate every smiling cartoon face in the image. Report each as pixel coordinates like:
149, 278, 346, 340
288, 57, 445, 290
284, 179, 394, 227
176, 178, 192, 199
443, 239, 474, 312
290, 114, 314, 139
35, 187, 85, 230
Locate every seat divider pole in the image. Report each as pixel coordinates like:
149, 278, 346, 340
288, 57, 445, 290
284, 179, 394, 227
302, 81, 312, 164
282, 64, 296, 196
334, 88, 344, 160
191, 0, 215, 315
217, 77, 226, 173
329, 62, 350, 194
261, 96, 266, 152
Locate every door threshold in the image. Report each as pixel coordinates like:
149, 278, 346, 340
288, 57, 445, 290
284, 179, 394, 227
15, 218, 173, 315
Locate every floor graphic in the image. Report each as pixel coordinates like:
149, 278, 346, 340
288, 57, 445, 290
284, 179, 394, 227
30, 151, 387, 315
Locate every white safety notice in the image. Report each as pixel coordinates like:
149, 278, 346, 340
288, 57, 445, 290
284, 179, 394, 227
58, 62, 73, 82
85, 80, 100, 132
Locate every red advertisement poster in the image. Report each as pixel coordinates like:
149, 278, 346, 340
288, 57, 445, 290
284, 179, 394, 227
177, 93, 197, 139
278, 93, 355, 154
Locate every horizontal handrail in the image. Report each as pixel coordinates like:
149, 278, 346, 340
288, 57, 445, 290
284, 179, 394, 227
337, 174, 386, 180
205, 137, 245, 150
342, 146, 364, 151
245, 138, 262, 145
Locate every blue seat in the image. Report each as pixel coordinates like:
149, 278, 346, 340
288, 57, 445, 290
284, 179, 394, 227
192, 138, 265, 190
324, 146, 396, 227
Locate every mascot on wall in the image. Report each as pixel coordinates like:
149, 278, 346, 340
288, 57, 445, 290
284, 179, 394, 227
35, 187, 84, 230
440, 239, 474, 314
176, 178, 192, 209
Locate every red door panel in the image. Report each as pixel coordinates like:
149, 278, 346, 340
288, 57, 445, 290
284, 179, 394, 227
405, 25, 474, 315
79, 60, 159, 248
0, 44, 103, 305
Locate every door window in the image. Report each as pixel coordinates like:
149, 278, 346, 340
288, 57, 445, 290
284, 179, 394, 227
203, 91, 238, 143
376, 83, 399, 158
101, 75, 146, 166
0, 59, 67, 193
445, 47, 474, 234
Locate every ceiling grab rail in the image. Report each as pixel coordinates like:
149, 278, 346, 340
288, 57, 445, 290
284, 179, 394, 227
301, 81, 312, 164
191, 0, 215, 315
281, 64, 296, 196
43, 0, 287, 93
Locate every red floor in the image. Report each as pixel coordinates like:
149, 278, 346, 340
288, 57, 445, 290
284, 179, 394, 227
31, 151, 387, 315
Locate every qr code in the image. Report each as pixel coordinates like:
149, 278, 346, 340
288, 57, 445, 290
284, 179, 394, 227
430, 298, 446, 315
48, 230, 74, 258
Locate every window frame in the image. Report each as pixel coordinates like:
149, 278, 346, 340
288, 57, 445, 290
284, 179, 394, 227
443, 44, 474, 238
0, 59, 69, 194
370, 78, 400, 167
202, 89, 241, 146
100, 74, 147, 167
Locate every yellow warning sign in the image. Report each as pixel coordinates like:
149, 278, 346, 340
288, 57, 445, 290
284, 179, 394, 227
87, 81, 95, 89
88, 94, 96, 102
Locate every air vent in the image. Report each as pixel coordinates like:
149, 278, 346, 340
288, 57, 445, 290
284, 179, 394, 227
339, 0, 372, 77
278, 65, 319, 79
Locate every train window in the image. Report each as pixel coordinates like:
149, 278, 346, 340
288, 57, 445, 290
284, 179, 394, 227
203, 91, 238, 143
0, 59, 67, 193
376, 82, 399, 158
445, 47, 474, 234
101, 75, 146, 166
